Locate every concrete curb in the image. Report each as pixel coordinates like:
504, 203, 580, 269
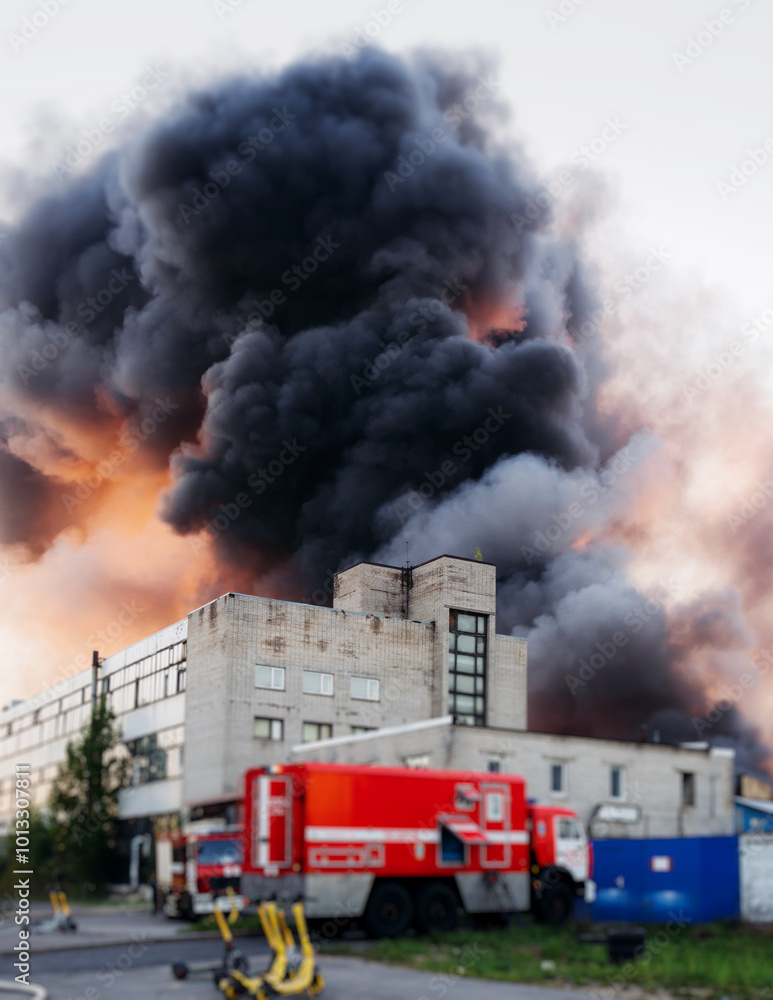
0, 984, 47, 999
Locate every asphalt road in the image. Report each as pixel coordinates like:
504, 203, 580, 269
0, 908, 598, 1000
25, 956, 598, 1000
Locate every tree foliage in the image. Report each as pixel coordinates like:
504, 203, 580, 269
46, 696, 128, 895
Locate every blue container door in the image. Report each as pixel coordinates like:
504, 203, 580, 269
592, 840, 645, 922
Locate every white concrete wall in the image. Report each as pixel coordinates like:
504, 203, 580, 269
119, 778, 183, 819
292, 722, 736, 839
740, 833, 773, 922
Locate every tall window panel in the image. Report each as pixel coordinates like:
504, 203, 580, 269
448, 610, 487, 726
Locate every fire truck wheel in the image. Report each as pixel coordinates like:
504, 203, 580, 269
415, 883, 458, 934
178, 891, 193, 921
538, 883, 574, 925
364, 881, 414, 938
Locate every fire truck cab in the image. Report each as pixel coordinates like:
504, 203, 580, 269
241, 762, 593, 935
156, 824, 247, 919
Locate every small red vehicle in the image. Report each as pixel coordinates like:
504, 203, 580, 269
240, 762, 594, 935
156, 825, 248, 919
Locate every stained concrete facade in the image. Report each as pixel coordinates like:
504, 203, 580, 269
184, 556, 527, 802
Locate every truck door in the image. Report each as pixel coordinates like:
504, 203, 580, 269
252, 774, 293, 874
480, 783, 511, 868
554, 816, 589, 882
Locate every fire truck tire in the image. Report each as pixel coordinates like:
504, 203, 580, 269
415, 883, 458, 934
178, 891, 193, 920
364, 881, 414, 938
537, 883, 574, 925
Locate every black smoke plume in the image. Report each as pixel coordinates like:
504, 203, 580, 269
0, 48, 767, 766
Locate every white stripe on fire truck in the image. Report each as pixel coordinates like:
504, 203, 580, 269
486, 831, 530, 845
304, 827, 530, 845
306, 827, 439, 844
257, 776, 270, 866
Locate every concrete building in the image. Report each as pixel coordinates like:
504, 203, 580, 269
0, 554, 735, 867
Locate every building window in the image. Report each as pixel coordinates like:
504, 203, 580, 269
351, 726, 375, 735
302, 722, 332, 743
610, 766, 624, 801
176, 667, 187, 693
550, 762, 565, 795
255, 665, 285, 690
487, 760, 501, 773
682, 772, 695, 808
302, 671, 333, 696
254, 717, 284, 741
448, 610, 487, 726
127, 734, 167, 785
350, 677, 380, 701
101, 677, 110, 695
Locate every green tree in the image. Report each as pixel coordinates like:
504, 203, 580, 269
47, 696, 128, 896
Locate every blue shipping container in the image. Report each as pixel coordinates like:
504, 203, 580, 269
591, 836, 739, 923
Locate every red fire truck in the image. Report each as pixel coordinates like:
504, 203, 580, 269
240, 762, 594, 935
156, 825, 249, 919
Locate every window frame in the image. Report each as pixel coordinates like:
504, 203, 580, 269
610, 765, 624, 802
255, 665, 286, 691
302, 721, 333, 743
448, 609, 487, 727
550, 761, 566, 797
302, 671, 334, 696
253, 716, 284, 742
682, 771, 696, 808
350, 676, 380, 701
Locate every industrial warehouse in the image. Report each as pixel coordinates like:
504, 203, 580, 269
0, 556, 738, 864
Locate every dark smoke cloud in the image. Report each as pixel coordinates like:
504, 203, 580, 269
0, 48, 767, 767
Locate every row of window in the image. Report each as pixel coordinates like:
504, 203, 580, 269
253, 717, 374, 743
549, 763, 700, 810
0, 644, 187, 747
104, 641, 187, 688
0, 685, 91, 741
0, 703, 93, 761
550, 761, 629, 799
103, 666, 186, 714
255, 667, 380, 702
100, 643, 187, 713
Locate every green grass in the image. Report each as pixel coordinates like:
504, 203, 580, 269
181, 911, 266, 933
354, 921, 773, 1000
59, 896, 152, 909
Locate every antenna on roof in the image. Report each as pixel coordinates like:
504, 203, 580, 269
405, 539, 410, 569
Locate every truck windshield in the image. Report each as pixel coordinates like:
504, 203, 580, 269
196, 838, 243, 865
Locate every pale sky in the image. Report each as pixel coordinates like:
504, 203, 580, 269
2, 0, 772, 317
